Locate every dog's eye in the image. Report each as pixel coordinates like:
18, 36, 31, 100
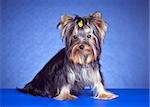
87, 35, 91, 38
73, 35, 78, 40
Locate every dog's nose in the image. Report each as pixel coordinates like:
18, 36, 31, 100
79, 45, 84, 50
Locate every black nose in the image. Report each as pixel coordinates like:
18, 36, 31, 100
79, 45, 84, 50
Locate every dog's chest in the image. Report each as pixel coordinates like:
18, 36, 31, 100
68, 64, 100, 85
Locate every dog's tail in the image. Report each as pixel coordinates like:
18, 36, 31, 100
17, 88, 29, 94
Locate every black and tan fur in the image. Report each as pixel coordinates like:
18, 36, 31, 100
18, 12, 118, 100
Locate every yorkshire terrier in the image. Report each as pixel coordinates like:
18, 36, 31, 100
18, 12, 118, 100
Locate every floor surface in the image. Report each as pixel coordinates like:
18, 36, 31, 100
1, 89, 149, 107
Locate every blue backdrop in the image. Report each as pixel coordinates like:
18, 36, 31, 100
1, 0, 149, 88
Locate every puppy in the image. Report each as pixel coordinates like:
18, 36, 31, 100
18, 12, 118, 100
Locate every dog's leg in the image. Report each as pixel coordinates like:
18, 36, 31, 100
94, 81, 118, 100
54, 85, 77, 100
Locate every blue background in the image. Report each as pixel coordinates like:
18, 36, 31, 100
1, 0, 149, 89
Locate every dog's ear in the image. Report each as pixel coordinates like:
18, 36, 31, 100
57, 15, 74, 38
90, 12, 107, 45
57, 15, 73, 29
91, 12, 102, 19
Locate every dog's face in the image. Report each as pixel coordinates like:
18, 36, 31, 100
58, 12, 107, 64
67, 24, 100, 64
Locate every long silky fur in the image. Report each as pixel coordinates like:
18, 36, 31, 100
18, 12, 106, 98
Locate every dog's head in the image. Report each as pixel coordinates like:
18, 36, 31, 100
58, 12, 107, 64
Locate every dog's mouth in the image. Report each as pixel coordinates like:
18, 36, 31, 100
80, 55, 89, 64
70, 44, 97, 64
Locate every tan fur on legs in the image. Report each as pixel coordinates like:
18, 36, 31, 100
97, 91, 118, 100
94, 82, 118, 100
54, 86, 77, 100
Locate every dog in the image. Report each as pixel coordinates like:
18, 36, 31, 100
18, 12, 118, 100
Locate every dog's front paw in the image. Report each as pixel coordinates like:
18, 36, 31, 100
54, 94, 77, 100
95, 91, 118, 100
